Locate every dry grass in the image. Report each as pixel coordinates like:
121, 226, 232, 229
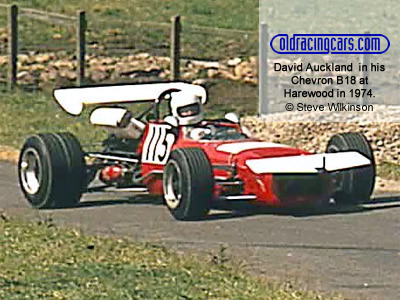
0, 216, 342, 300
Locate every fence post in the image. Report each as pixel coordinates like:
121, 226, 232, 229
170, 15, 181, 81
8, 4, 18, 91
360, 31, 370, 105
258, 23, 268, 115
76, 10, 86, 86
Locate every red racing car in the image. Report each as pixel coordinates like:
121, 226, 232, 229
18, 83, 375, 220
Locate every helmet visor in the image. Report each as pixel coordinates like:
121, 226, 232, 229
177, 103, 201, 118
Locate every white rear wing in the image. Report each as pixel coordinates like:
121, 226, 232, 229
53, 82, 207, 115
246, 152, 371, 174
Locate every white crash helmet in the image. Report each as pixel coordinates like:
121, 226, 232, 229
169, 91, 204, 126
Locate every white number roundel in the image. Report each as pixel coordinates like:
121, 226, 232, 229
142, 124, 176, 165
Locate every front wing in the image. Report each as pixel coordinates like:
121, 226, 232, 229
246, 152, 371, 174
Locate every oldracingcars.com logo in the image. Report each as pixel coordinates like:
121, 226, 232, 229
270, 34, 390, 54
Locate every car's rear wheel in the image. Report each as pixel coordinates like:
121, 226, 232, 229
326, 132, 375, 204
18, 133, 85, 209
163, 148, 214, 221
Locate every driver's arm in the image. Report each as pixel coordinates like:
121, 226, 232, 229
129, 117, 146, 131
115, 111, 145, 139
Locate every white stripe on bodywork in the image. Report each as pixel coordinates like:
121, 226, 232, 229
53, 82, 207, 116
217, 142, 290, 155
246, 152, 371, 174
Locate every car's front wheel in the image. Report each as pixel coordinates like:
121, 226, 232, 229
163, 148, 214, 220
326, 132, 375, 205
18, 133, 85, 209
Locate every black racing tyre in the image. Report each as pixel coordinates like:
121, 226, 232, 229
18, 133, 85, 209
52, 132, 86, 204
163, 148, 214, 221
326, 132, 375, 204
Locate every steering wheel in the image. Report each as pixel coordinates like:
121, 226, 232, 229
206, 124, 217, 136
201, 124, 247, 141
200, 125, 218, 140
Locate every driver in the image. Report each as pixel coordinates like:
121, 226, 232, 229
168, 91, 204, 126
166, 92, 250, 141
165, 91, 212, 140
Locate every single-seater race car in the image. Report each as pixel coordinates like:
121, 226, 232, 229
18, 82, 375, 220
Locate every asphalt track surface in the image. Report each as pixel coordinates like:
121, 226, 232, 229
1, 161, 399, 300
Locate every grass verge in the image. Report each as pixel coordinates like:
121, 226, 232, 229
0, 89, 103, 149
0, 215, 341, 299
